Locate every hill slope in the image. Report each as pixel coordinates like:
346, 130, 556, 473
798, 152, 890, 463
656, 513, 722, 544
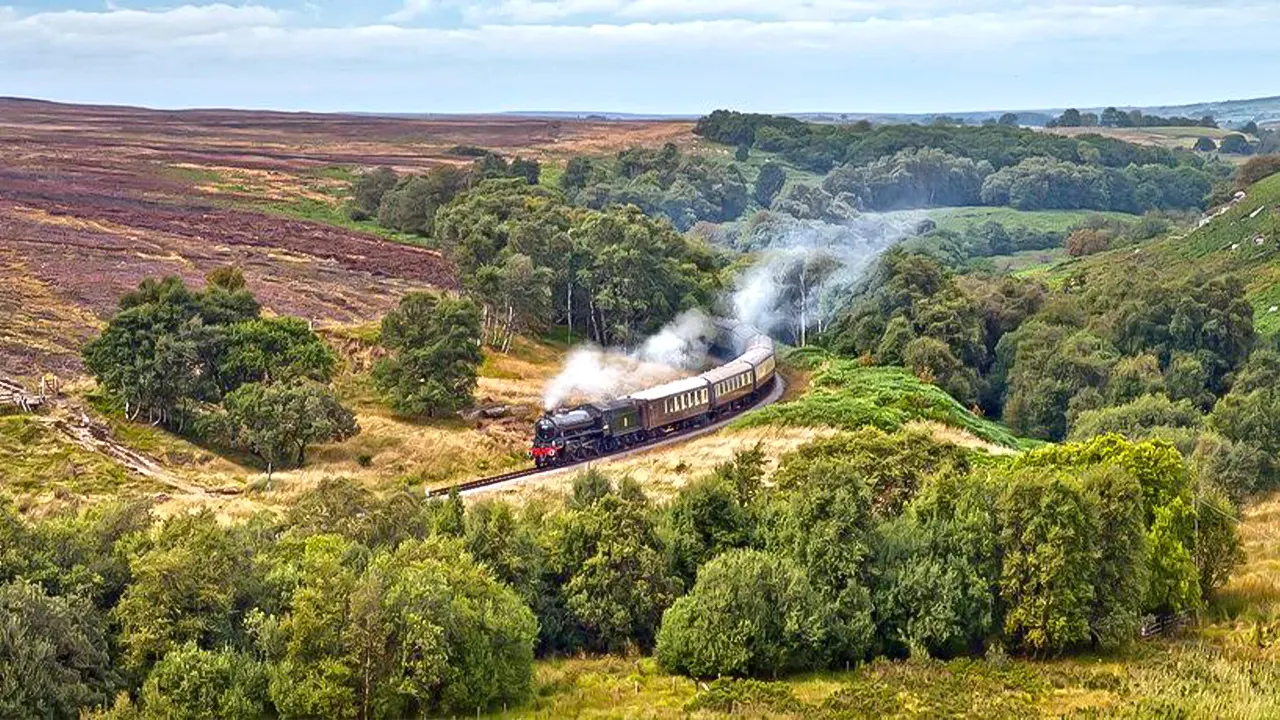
1062, 171, 1280, 335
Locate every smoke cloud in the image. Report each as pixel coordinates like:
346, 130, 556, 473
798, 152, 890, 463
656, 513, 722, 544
729, 213, 921, 342
540, 212, 921, 410
541, 310, 713, 410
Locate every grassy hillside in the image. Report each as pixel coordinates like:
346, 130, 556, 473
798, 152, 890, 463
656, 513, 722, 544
1064, 171, 1280, 335
737, 359, 1028, 450
0, 415, 140, 499
505, 638, 1280, 718
926, 206, 1138, 234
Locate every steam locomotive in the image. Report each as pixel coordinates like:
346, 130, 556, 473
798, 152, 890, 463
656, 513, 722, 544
530, 324, 776, 467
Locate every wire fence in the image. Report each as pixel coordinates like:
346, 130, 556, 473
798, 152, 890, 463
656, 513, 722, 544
1141, 611, 1194, 639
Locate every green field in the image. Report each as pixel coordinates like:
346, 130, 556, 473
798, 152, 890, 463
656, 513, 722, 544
925, 206, 1139, 234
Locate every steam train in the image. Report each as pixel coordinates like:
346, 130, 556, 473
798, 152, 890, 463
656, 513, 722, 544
530, 323, 777, 467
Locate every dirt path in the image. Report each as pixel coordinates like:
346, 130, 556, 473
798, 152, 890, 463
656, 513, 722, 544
2, 375, 213, 498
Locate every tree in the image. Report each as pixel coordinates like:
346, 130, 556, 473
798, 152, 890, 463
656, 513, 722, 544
824, 148, 990, 210
1219, 134, 1253, 155
0, 580, 115, 719
560, 493, 681, 653
662, 477, 753, 586
1069, 394, 1203, 442
998, 113, 1020, 126
137, 644, 268, 720
1193, 137, 1218, 153
753, 162, 787, 208
997, 471, 1097, 654
871, 479, 999, 659
470, 254, 553, 352
83, 280, 209, 425
350, 167, 398, 220
376, 166, 471, 236
1100, 107, 1132, 128
734, 144, 751, 162
655, 551, 834, 678
1003, 324, 1119, 441
114, 512, 256, 673
1080, 466, 1147, 648
766, 446, 877, 663
223, 380, 358, 478
546, 480, 681, 653
264, 536, 537, 719
1054, 109, 1083, 128
217, 317, 335, 394
374, 292, 484, 417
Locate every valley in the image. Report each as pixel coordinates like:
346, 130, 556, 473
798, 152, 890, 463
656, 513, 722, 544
4, 96, 1280, 720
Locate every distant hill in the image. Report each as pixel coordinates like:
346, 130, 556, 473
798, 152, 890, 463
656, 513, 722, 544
788, 95, 1280, 128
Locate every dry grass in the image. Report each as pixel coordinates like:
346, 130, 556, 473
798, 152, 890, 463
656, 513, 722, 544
0, 246, 104, 379
1209, 492, 1280, 636
903, 420, 1019, 457
477, 426, 840, 505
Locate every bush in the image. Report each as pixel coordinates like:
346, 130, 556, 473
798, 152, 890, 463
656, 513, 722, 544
1069, 394, 1203, 442
0, 580, 115, 718
656, 550, 835, 678
138, 644, 268, 720
1236, 154, 1280, 188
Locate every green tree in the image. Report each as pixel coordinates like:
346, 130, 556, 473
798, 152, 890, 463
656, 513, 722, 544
754, 162, 787, 208
997, 471, 1097, 654
1219, 134, 1253, 155
1080, 466, 1147, 648
217, 317, 335, 394
662, 477, 753, 586
0, 580, 116, 719
223, 381, 358, 477
115, 512, 257, 673
766, 446, 877, 663
1193, 137, 1218, 153
547, 482, 680, 653
374, 292, 484, 417
1069, 394, 1203, 442
470, 253, 554, 352
83, 280, 209, 425
655, 550, 834, 678
264, 535, 537, 719
138, 644, 268, 720
350, 167, 398, 220
376, 167, 471, 236
871, 482, 999, 659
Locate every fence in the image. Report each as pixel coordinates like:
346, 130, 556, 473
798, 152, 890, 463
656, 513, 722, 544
1140, 611, 1194, 639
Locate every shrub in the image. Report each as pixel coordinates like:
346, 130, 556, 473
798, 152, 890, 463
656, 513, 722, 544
1069, 394, 1203, 442
138, 644, 268, 720
1236, 154, 1280, 188
656, 550, 834, 678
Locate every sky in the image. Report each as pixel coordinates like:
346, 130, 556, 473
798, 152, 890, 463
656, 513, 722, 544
2, 1, 1279, 114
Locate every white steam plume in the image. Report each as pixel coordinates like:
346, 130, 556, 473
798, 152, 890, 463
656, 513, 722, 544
730, 213, 921, 342
542, 310, 713, 410
541, 212, 921, 410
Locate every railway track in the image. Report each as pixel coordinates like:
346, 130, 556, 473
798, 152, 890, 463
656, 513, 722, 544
430, 375, 785, 498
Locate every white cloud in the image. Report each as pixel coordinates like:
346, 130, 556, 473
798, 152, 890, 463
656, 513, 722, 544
2, 2, 1277, 62
385, 0, 437, 23
3, 3, 284, 45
